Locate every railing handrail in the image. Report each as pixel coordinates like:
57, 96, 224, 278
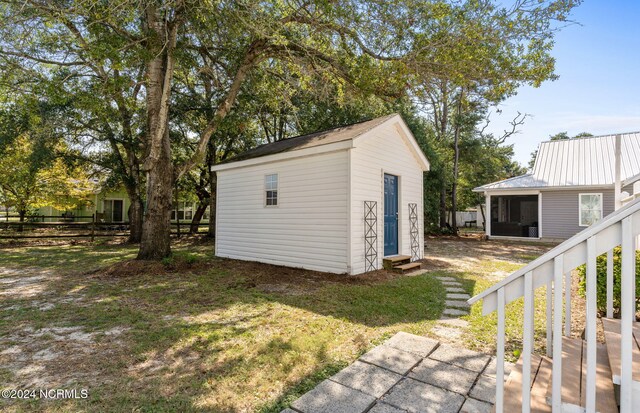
468, 196, 640, 306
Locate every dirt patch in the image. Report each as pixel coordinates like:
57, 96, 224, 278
90, 254, 408, 294
1, 324, 129, 388
0, 267, 60, 299
424, 236, 555, 276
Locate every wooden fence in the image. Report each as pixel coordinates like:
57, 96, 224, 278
0, 214, 210, 240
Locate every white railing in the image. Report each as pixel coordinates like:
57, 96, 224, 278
468, 197, 640, 413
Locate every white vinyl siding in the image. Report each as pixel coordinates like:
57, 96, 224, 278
578, 193, 603, 227
216, 150, 349, 273
349, 121, 425, 274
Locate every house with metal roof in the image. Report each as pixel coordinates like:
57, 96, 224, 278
475, 132, 640, 241
211, 114, 430, 274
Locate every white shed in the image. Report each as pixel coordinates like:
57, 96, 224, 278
211, 114, 430, 275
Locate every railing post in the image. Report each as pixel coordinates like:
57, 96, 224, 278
620, 216, 635, 413
552, 255, 564, 412
496, 288, 506, 413
564, 270, 572, 337
522, 271, 534, 413
606, 249, 614, 319
546, 279, 553, 357
585, 236, 597, 413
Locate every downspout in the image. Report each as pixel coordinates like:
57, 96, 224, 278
614, 134, 622, 210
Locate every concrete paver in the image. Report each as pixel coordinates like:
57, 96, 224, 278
429, 345, 491, 373
359, 345, 422, 375
285, 332, 499, 413
409, 358, 479, 394
330, 361, 402, 398
384, 331, 438, 358
382, 378, 465, 413
290, 379, 375, 413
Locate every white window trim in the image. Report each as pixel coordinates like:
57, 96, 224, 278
578, 193, 603, 227
264, 173, 278, 207
171, 202, 194, 221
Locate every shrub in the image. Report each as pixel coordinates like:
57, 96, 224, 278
577, 247, 640, 316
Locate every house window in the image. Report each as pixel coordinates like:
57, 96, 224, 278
265, 174, 278, 206
171, 202, 194, 220
579, 193, 603, 227
103, 199, 124, 222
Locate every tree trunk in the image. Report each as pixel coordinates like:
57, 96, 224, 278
451, 90, 464, 234
125, 186, 144, 243
439, 184, 447, 229
138, 135, 173, 259
190, 202, 208, 234
137, 5, 180, 259
18, 209, 25, 232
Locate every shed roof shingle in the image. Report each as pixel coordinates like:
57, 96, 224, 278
221, 114, 397, 164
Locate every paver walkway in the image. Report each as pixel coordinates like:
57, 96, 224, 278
283, 331, 512, 413
431, 274, 471, 341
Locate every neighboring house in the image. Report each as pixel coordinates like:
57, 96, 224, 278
475, 132, 640, 241
211, 114, 430, 275
37, 187, 207, 223
37, 187, 131, 222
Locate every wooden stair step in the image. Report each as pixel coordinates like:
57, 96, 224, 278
601, 317, 640, 384
383, 255, 411, 263
392, 262, 421, 273
382, 255, 412, 270
580, 343, 618, 413
545, 337, 581, 407
498, 353, 551, 413
544, 336, 617, 413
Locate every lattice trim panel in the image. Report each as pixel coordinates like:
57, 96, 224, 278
409, 203, 420, 261
364, 201, 378, 272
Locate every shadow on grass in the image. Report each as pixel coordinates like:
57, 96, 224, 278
256, 361, 348, 413
0, 242, 450, 412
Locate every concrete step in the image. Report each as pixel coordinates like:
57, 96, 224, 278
392, 262, 422, 274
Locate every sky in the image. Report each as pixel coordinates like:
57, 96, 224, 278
484, 1, 640, 169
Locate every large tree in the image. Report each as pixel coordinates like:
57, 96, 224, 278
1, 0, 580, 258
0, 102, 95, 226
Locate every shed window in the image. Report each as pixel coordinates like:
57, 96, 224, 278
265, 174, 278, 206
579, 193, 602, 227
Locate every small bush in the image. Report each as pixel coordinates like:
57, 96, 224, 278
182, 253, 199, 264
577, 247, 640, 315
161, 255, 175, 267
161, 251, 200, 268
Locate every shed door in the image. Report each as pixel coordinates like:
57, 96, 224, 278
384, 174, 399, 256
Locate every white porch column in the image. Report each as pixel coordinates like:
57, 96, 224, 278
615, 134, 622, 210
485, 193, 491, 237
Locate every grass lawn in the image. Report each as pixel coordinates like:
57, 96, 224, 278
423, 236, 557, 360
0, 238, 445, 412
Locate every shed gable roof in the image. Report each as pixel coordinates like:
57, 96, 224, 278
212, 114, 429, 171
476, 131, 640, 191
221, 114, 397, 163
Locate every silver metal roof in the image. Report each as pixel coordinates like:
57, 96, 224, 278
476, 132, 640, 191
